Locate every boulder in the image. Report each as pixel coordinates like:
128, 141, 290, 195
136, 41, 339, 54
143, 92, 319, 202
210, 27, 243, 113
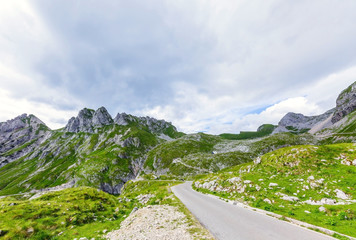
335, 189, 349, 200
281, 195, 300, 202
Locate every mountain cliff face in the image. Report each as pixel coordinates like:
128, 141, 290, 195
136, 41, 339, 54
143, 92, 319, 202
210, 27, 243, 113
0, 107, 182, 195
332, 81, 356, 123
273, 110, 334, 134
65, 107, 114, 133
274, 81, 356, 135
0, 114, 49, 168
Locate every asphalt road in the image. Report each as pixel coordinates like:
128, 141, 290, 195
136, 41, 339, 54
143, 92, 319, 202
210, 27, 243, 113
171, 182, 335, 240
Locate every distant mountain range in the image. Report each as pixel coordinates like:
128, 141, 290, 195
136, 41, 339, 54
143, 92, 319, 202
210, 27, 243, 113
1, 81, 356, 196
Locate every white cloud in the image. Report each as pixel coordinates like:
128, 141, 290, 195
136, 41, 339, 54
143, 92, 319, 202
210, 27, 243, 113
1, 1, 356, 134
0, 88, 77, 129
143, 65, 356, 134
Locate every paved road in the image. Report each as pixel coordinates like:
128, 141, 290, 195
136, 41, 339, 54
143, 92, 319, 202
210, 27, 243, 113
172, 182, 335, 240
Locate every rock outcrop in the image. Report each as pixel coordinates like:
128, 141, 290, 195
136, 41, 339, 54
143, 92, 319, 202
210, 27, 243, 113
114, 113, 177, 135
332, 81, 356, 123
273, 81, 356, 134
0, 107, 182, 196
273, 109, 334, 134
0, 114, 49, 168
65, 107, 113, 133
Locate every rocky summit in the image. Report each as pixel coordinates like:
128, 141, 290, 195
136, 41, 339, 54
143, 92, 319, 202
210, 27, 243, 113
65, 107, 114, 133
0, 114, 49, 168
0, 107, 181, 195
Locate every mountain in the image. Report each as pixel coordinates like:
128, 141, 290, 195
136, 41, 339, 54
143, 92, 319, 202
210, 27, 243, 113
1, 82, 356, 239
273, 81, 356, 136
0, 107, 182, 195
0, 114, 49, 168
1, 82, 356, 196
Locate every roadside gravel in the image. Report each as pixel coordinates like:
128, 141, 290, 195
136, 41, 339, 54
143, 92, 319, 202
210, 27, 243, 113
106, 205, 194, 240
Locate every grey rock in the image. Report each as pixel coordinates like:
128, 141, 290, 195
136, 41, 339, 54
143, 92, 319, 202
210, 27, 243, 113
65, 107, 114, 133
281, 195, 299, 202
273, 109, 334, 134
114, 113, 132, 126
131, 207, 139, 214
100, 182, 125, 195
65, 108, 95, 133
0, 114, 49, 168
332, 81, 356, 123
335, 189, 349, 200
319, 206, 326, 212
92, 107, 113, 126
114, 113, 177, 136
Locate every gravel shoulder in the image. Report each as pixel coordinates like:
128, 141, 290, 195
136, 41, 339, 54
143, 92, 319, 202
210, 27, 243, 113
106, 202, 214, 240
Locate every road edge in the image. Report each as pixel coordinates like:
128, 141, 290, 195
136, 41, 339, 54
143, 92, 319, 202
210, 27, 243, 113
186, 182, 355, 240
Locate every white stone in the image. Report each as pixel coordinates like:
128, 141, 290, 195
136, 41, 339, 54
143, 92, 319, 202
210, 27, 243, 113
307, 176, 314, 181
254, 157, 261, 164
227, 177, 241, 183
319, 206, 326, 212
281, 195, 299, 202
335, 189, 349, 200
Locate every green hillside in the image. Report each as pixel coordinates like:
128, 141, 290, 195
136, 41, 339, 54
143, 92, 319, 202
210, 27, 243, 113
194, 143, 356, 237
220, 124, 277, 140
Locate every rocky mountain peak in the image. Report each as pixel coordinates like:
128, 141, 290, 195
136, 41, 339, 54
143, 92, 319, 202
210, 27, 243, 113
0, 114, 47, 134
114, 113, 132, 126
92, 107, 113, 126
65, 107, 113, 133
332, 81, 356, 123
0, 114, 49, 168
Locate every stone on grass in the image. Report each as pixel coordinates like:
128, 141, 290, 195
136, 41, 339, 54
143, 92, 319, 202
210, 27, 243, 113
319, 206, 326, 212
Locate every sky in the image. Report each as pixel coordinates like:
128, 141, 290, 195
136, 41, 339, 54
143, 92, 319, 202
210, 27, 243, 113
1, 0, 356, 134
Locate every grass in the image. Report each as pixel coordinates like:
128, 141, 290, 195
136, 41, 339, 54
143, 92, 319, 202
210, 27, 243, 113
194, 143, 356, 237
0, 187, 131, 239
0, 180, 212, 240
144, 133, 221, 172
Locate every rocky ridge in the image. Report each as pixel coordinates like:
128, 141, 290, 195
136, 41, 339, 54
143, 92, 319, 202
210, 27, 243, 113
0, 114, 49, 168
274, 81, 356, 135
0, 107, 181, 195
332, 81, 356, 123
273, 110, 334, 134
65, 107, 113, 133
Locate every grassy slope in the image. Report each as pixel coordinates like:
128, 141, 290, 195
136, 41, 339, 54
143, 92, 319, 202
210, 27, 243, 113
144, 132, 316, 178
219, 124, 276, 140
194, 143, 356, 238
144, 133, 221, 173
0, 180, 212, 240
0, 187, 129, 240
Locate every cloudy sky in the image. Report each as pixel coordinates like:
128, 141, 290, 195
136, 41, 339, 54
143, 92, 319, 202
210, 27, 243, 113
1, 0, 356, 134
